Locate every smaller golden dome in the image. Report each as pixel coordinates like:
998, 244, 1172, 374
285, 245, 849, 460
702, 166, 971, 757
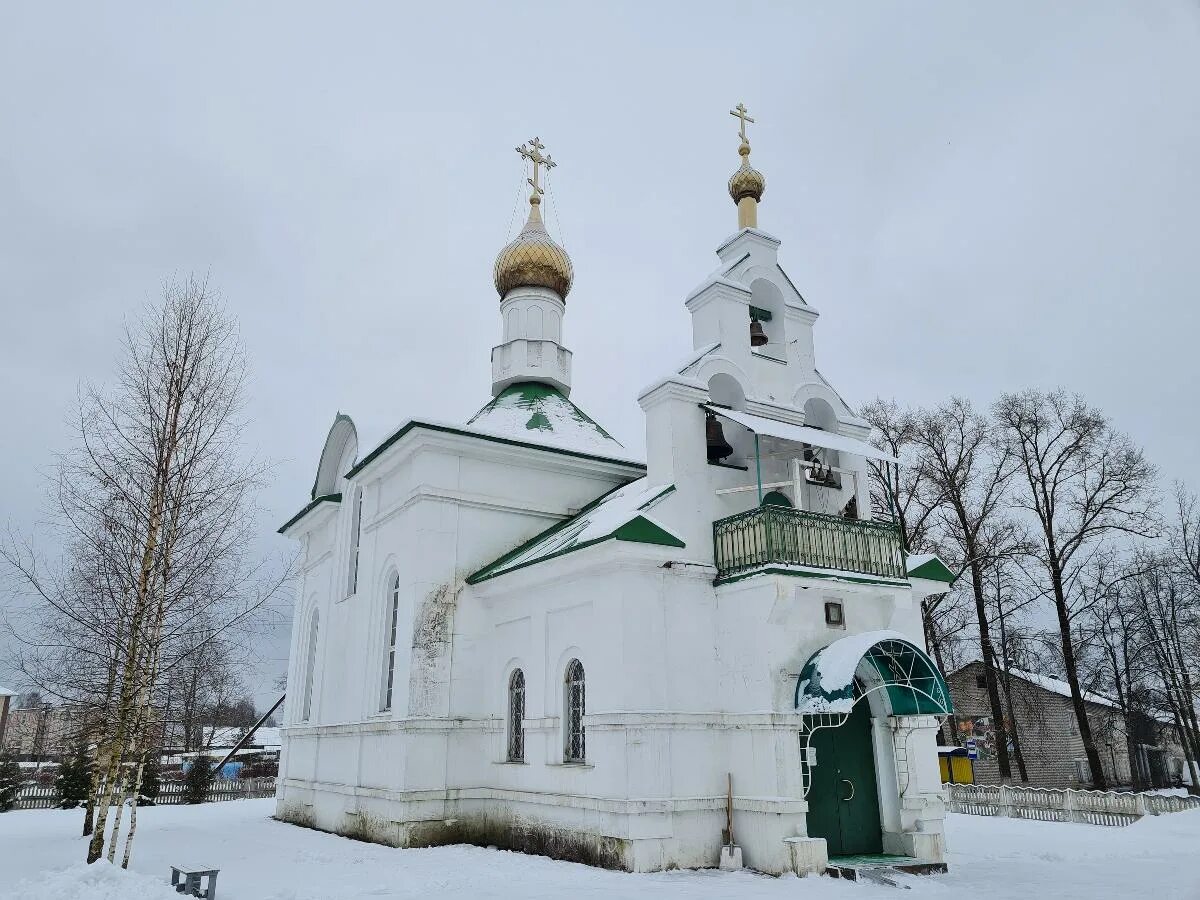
728, 141, 765, 204
493, 201, 574, 300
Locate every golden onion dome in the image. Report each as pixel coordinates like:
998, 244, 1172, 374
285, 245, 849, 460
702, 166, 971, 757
728, 140, 765, 204
493, 200, 574, 300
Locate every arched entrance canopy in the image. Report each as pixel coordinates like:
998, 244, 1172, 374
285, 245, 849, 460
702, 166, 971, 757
794, 630, 952, 717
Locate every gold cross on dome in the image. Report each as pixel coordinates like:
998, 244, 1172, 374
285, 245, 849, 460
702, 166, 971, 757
730, 102, 755, 143
516, 137, 557, 197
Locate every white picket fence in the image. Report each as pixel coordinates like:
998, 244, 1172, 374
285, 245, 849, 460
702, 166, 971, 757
943, 782, 1200, 826
13, 777, 276, 811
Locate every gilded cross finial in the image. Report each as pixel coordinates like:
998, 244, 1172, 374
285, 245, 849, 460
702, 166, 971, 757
727, 102, 764, 229
516, 136, 557, 202
730, 102, 755, 144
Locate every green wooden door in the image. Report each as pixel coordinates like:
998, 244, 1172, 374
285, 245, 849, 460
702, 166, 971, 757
805, 700, 883, 857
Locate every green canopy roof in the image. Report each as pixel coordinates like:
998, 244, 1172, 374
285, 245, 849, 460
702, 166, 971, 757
795, 630, 952, 716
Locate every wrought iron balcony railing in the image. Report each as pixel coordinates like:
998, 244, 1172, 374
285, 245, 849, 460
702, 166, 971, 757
713, 505, 906, 581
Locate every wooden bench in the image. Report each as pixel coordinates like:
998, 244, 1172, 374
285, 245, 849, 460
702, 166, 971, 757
170, 865, 219, 899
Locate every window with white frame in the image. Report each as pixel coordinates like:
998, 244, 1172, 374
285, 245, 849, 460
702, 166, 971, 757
380, 574, 400, 711
346, 487, 363, 596
564, 658, 586, 762
301, 609, 320, 721
507, 669, 525, 762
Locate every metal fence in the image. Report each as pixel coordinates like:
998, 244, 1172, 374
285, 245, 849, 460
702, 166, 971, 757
12, 777, 276, 811
943, 782, 1200, 826
713, 505, 906, 580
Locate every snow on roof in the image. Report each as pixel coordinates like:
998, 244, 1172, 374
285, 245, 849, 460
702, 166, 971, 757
704, 405, 901, 465
906, 554, 956, 583
466, 383, 632, 459
468, 479, 683, 583
1007, 668, 1118, 710
675, 342, 720, 375
205, 726, 282, 749
953, 661, 1118, 710
0, 685, 14, 697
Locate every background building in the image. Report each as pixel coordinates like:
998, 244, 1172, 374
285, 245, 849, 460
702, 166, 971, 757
946, 662, 1187, 789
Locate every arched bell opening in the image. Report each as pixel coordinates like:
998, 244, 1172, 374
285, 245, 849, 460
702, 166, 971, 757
748, 279, 785, 350
705, 374, 752, 464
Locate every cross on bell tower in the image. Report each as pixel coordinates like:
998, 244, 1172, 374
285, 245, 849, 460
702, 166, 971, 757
730, 102, 755, 144
727, 102, 765, 229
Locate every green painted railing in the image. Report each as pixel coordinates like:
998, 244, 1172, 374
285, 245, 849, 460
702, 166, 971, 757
713, 505, 905, 580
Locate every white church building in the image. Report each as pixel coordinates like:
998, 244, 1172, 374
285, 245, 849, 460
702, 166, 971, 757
276, 110, 957, 876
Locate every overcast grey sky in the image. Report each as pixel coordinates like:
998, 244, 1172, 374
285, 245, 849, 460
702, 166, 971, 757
2, 3, 1198, 706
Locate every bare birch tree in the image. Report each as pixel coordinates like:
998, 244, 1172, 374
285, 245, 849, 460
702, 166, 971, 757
3, 276, 288, 865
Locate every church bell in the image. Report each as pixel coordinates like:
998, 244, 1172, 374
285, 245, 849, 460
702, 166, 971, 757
706, 413, 734, 462
749, 318, 768, 347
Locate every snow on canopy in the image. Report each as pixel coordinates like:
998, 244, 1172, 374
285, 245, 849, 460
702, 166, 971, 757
796, 630, 909, 713
467, 382, 630, 458
468, 478, 682, 583
795, 629, 951, 716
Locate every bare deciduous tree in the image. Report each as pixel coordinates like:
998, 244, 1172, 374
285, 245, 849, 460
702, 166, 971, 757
993, 389, 1158, 789
912, 397, 1024, 780
3, 276, 289, 865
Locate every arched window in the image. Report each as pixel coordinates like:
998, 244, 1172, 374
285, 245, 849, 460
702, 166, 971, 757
380, 574, 400, 711
507, 669, 525, 762
301, 609, 320, 722
564, 659, 586, 763
346, 487, 363, 596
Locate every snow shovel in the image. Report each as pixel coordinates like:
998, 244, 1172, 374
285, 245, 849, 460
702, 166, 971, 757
719, 773, 743, 870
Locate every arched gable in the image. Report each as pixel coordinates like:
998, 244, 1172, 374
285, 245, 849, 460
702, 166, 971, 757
792, 381, 853, 426
694, 355, 752, 396
312, 413, 358, 500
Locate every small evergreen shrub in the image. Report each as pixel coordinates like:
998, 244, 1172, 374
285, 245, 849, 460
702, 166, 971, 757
182, 756, 214, 804
55, 746, 92, 809
138, 753, 161, 806
0, 753, 23, 812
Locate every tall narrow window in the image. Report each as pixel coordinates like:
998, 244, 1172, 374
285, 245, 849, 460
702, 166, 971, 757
301, 609, 320, 722
381, 574, 400, 711
347, 487, 363, 596
564, 659, 585, 763
507, 669, 525, 762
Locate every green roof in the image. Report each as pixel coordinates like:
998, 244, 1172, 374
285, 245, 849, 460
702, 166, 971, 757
468, 479, 683, 584
467, 382, 626, 457
906, 554, 957, 584
278, 493, 342, 534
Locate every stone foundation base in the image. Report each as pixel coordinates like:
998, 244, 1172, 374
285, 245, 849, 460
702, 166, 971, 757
782, 836, 828, 876
277, 785, 814, 874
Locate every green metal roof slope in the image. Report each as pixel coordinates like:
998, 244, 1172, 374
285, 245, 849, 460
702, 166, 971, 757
906, 554, 956, 584
277, 493, 342, 534
468, 479, 682, 584
467, 382, 627, 457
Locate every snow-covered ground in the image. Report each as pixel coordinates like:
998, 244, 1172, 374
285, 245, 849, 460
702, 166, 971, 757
2, 799, 1198, 900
